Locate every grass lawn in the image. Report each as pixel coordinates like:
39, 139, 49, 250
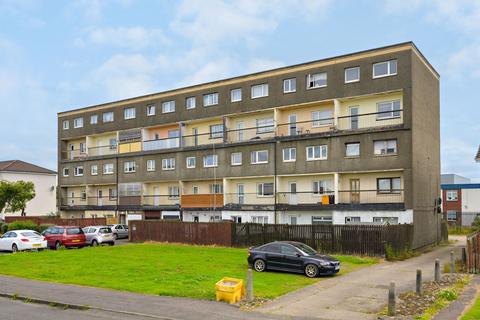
462, 292, 480, 320
0, 244, 377, 300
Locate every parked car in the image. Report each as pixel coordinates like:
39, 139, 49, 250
247, 241, 340, 278
41, 226, 86, 250
0, 230, 47, 253
108, 224, 129, 240
82, 226, 115, 246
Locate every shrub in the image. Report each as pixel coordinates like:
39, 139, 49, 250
38, 224, 54, 233
438, 289, 457, 301
7, 220, 38, 232
1, 223, 8, 234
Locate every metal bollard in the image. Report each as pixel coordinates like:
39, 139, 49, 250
246, 268, 253, 302
435, 259, 440, 282
416, 269, 422, 295
450, 250, 455, 274
462, 247, 467, 272
388, 281, 396, 316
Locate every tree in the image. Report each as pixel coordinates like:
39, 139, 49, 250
0, 181, 36, 216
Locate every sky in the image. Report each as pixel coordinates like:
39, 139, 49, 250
0, 0, 479, 181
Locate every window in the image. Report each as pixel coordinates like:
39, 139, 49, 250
251, 83, 269, 98
283, 78, 296, 93
377, 100, 401, 119
374, 140, 397, 155
79, 142, 86, 154
192, 186, 199, 194
345, 67, 360, 83
91, 165, 98, 176
345, 216, 361, 223
162, 158, 175, 170
203, 93, 219, 106
306, 145, 328, 160
313, 180, 333, 194
146, 160, 156, 171
446, 190, 458, 201
63, 168, 69, 177
283, 148, 296, 162
103, 111, 114, 123
73, 117, 83, 128
186, 96, 196, 109
373, 60, 397, 78
256, 118, 274, 133
447, 211, 457, 221
124, 107, 136, 119
312, 110, 333, 127
124, 161, 136, 173
162, 100, 175, 113
90, 114, 98, 124
377, 177, 401, 193
312, 216, 333, 225
74, 166, 84, 176
209, 184, 223, 194
231, 152, 242, 166
373, 217, 399, 224
186, 157, 196, 168
307, 72, 327, 89
203, 155, 218, 167
147, 105, 156, 116
210, 124, 224, 139
109, 188, 117, 200
345, 143, 360, 157
119, 183, 141, 197
252, 216, 268, 224
168, 186, 179, 200
257, 183, 274, 197
231, 88, 242, 102
63, 120, 69, 130
103, 163, 114, 175
251, 150, 268, 164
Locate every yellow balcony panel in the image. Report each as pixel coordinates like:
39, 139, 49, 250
118, 141, 142, 154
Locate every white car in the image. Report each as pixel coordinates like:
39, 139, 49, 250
0, 229, 48, 252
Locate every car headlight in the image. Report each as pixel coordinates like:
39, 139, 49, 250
319, 261, 330, 266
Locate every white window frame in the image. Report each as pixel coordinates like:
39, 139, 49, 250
161, 158, 175, 171
312, 110, 333, 127
231, 88, 242, 102
103, 163, 114, 175
103, 111, 114, 123
91, 164, 98, 176
231, 152, 242, 166
283, 78, 296, 93
63, 120, 69, 130
203, 155, 218, 168
162, 101, 175, 113
124, 161, 136, 173
209, 124, 224, 139
257, 183, 274, 197
186, 157, 196, 169
373, 60, 397, 78
374, 139, 397, 155
203, 93, 219, 107
306, 72, 327, 89
168, 186, 179, 200
377, 100, 401, 120
146, 160, 156, 172
312, 216, 333, 225
147, 105, 156, 116
312, 180, 333, 195
447, 211, 457, 221
345, 142, 360, 157
282, 147, 296, 162
186, 96, 196, 109
345, 67, 360, 83
74, 166, 84, 177
124, 107, 136, 120
256, 118, 274, 133
251, 83, 269, 99
446, 190, 458, 201
90, 114, 98, 124
73, 117, 83, 128
63, 167, 69, 177
252, 216, 268, 224
377, 177, 401, 194
251, 150, 269, 164
306, 145, 328, 161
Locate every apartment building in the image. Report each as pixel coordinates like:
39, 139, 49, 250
57, 42, 440, 248
442, 183, 480, 227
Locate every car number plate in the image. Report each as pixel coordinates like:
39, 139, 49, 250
33, 244, 41, 247
72, 239, 80, 243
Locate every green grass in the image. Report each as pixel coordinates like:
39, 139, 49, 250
0, 243, 377, 300
448, 226, 477, 236
461, 292, 480, 320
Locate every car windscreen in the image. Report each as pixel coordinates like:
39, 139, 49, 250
20, 232, 41, 237
291, 243, 317, 256
99, 227, 112, 234
66, 228, 83, 235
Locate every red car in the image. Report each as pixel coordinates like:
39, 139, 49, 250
41, 226, 86, 250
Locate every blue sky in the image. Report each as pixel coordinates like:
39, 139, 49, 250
0, 0, 479, 180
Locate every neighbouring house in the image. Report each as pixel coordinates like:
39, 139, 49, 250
441, 174, 470, 185
441, 181, 480, 227
57, 41, 440, 248
0, 160, 57, 219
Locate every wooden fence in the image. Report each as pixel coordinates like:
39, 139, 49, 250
4, 216, 107, 228
130, 221, 414, 256
466, 232, 480, 273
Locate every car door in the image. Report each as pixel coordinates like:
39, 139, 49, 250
0, 232, 11, 250
279, 244, 304, 272
122, 225, 129, 237
262, 244, 284, 270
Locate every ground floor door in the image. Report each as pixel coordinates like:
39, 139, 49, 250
350, 179, 360, 204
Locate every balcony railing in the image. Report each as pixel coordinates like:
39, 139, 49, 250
143, 194, 180, 207
224, 193, 275, 209
143, 137, 180, 151
337, 110, 403, 131
88, 144, 117, 157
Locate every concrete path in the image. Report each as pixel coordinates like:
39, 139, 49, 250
258, 237, 466, 320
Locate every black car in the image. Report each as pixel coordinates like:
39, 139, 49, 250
247, 241, 340, 278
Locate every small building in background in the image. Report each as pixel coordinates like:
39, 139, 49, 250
0, 160, 57, 219
441, 174, 471, 185
441, 175, 480, 226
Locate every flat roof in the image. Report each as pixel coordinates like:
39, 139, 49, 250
441, 184, 480, 190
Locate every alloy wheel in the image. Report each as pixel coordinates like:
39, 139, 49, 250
11, 244, 18, 253
305, 264, 318, 278
254, 259, 265, 272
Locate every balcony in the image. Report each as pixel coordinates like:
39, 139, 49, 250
337, 109, 403, 131
143, 194, 180, 209
181, 194, 224, 209
224, 193, 275, 210
143, 137, 180, 151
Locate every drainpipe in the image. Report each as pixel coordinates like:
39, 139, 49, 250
274, 139, 277, 224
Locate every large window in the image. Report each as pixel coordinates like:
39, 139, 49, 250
256, 118, 274, 133
162, 101, 175, 113
283, 78, 296, 93
186, 156, 196, 168
306, 145, 328, 160
209, 184, 223, 194
146, 160, 156, 172
186, 96, 196, 109
231, 88, 242, 102
124, 107, 136, 120
257, 183, 274, 197
168, 186, 179, 199
90, 114, 98, 124
162, 158, 175, 170
377, 100, 401, 119
73, 117, 83, 128
374, 140, 397, 155
377, 177, 401, 193
74, 166, 84, 176
231, 152, 242, 166
103, 163, 114, 175
312, 180, 333, 194
251, 150, 268, 164
447, 211, 457, 221
124, 161, 136, 173
345, 67, 360, 83
312, 110, 333, 127
345, 142, 360, 157
119, 183, 141, 197
103, 111, 114, 123
373, 217, 399, 224
306, 72, 327, 89
209, 124, 224, 139
203, 93, 219, 106
373, 60, 397, 78
203, 155, 218, 167
312, 216, 333, 225
283, 147, 296, 162
446, 190, 458, 201
251, 83, 269, 98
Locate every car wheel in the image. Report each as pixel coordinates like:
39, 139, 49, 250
253, 259, 266, 272
304, 264, 319, 278
92, 240, 98, 247
54, 241, 61, 250
38, 248, 44, 252
109, 242, 115, 246
113, 234, 118, 240
11, 243, 18, 253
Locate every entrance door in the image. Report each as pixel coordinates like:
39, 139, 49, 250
70, 191, 75, 206
288, 115, 297, 136
69, 144, 75, 160
237, 184, 245, 205
288, 182, 297, 205
350, 106, 359, 130
97, 139, 104, 156
237, 122, 245, 141
350, 179, 360, 204
98, 190, 103, 206
153, 187, 160, 206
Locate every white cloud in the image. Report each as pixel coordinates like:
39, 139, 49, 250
447, 44, 480, 79
84, 26, 170, 48
67, 0, 133, 22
